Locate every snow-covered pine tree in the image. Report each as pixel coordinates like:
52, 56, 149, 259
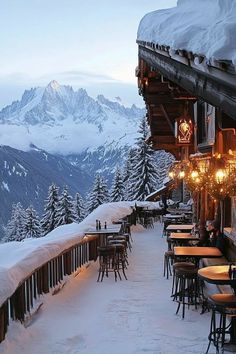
55, 186, 76, 226
24, 205, 42, 238
110, 167, 124, 202
74, 192, 85, 223
122, 148, 137, 201
128, 116, 159, 201
87, 174, 109, 214
155, 150, 175, 188
4, 202, 26, 242
100, 175, 109, 203
41, 183, 59, 235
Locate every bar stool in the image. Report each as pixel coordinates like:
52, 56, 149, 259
163, 250, 174, 279
206, 293, 236, 354
174, 266, 200, 319
111, 243, 128, 280
122, 233, 132, 251
97, 246, 118, 282
171, 262, 196, 298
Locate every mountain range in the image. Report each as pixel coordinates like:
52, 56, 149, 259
0, 81, 146, 235
0, 81, 145, 154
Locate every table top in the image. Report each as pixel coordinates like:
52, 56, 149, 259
174, 246, 223, 258
166, 224, 194, 231
198, 265, 236, 285
169, 233, 199, 241
163, 214, 185, 219
167, 209, 192, 215
84, 226, 121, 235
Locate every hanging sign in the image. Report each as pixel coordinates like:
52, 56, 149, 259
175, 116, 193, 145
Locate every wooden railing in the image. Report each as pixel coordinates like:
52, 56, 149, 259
0, 211, 136, 343
0, 235, 99, 342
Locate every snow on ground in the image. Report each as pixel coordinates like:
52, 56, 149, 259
0, 201, 161, 307
0, 222, 214, 354
137, 0, 236, 65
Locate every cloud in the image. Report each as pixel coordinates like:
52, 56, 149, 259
0, 122, 104, 155
45, 70, 117, 84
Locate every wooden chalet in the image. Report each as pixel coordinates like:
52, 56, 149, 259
136, 40, 236, 243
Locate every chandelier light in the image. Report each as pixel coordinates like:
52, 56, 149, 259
168, 152, 236, 199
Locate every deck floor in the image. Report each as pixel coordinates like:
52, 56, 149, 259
0, 223, 214, 354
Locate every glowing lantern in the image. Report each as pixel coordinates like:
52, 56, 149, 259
175, 116, 193, 145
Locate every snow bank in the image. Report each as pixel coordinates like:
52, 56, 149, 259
0, 201, 161, 306
137, 0, 236, 64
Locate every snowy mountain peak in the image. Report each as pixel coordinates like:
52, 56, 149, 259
0, 82, 145, 154
47, 80, 61, 91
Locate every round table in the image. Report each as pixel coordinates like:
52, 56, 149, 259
198, 265, 236, 293
198, 265, 236, 349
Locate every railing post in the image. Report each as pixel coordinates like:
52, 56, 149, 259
0, 301, 8, 342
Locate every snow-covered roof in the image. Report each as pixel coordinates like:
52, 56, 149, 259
137, 0, 236, 66
145, 178, 174, 201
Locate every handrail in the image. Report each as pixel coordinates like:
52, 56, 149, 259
0, 235, 99, 342
0, 209, 136, 343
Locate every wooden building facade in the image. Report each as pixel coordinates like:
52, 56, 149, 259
136, 40, 236, 240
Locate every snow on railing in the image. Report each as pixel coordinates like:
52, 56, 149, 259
0, 201, 146, 342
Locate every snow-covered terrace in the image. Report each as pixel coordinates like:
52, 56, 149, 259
0, 201, 159, 306
0, 220, 213, 354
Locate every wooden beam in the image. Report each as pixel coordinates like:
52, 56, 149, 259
160, 104, 175, 135
139, 46, 236, 120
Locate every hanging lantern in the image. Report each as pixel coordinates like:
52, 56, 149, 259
167, 152, 236, 200
206, 153, 236, 200
175, 116, 193, 145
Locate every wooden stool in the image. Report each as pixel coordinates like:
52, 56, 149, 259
206, 294, 236, 354
174, 266, 199, 319
171, 262, 196, 298
163, 250, 174, 279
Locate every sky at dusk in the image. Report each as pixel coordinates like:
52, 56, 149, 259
0, 0, 177, 108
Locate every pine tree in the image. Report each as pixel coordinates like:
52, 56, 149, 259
24, 205, 42, 238
123, 148, 137, 201
74, 192, 85, 223
55, 186, 76, 226
110, 167, 124, 202
41, 183, 59, 235
155, 150, 175, 188
128, 117, 159, 200
4, 203, 26, 242
87, 174, 109, 214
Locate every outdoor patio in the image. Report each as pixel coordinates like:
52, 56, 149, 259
0, 222, 214, 354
